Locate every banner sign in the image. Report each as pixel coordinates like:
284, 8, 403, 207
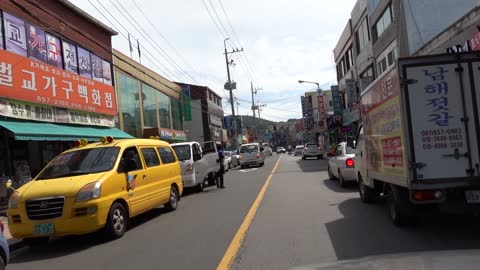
210, 114, 223, 127
77, 46, 92, 78
172, 130, 186, 141
4, 12, 27, 56
46, 33, 62, 68
91, 53, 104, 82
345, 79, 358, 104
331, 85, 342, 115
160, 128, 173, 140
0, 98, 114, 127
62, 40, 78, 74
317, 95, 327, 130
102, 59, 112, 85
0, 49, 117, 115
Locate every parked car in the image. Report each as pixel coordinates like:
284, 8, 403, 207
7, 137, 183, 245
225, 151, 238, 168
276, 147, 286, 154
239, 143, 266, 168
171, 141, 218, 192
302, 143, 322, 159
223, 151, 231, 171
0, 220, 9, 269
327, 142, 355, 187
294, 145, 304, 156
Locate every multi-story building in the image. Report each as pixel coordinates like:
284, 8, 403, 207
114, 49, 186, 143
179, 83, 224, 144
0, 0, 131, 186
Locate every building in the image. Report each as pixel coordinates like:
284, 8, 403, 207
0, 0, 133, 186
179, 83, 224, 144
113, 49, 186, 143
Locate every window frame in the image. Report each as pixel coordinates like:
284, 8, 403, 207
157, 146, 177, 164
140, 147, 161, 168
118, 146, 143, 173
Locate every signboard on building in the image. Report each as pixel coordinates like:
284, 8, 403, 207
160, 128, 173, 140
317, 95, 327, 130
331, 85, 342, 114
62, 40, 78, 74
345, 79, 358, 104
172, 130, 186, 141
342, 107, 360, 126
0, 49, 117, 116
77, 47, 92, 79
210, 114, 222, 127
4, 12, 27, 56
26, 23, 47, 63
46, 33, 62, 68
0, 98, 115, 127
181, 84, 192, 121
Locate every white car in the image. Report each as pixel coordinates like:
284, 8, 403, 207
327, 142, 356, 187
302, 143, 322, 159
294, 145, 304, 156
239, 143, 266, 168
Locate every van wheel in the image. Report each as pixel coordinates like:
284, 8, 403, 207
197, 182, 205, 192
358, 174, 377, 203
339, 170, 346, 187
105, 202, 128, 239
388, 185, 414, 226
24, 237, 49, 247
165, 186, 179, 211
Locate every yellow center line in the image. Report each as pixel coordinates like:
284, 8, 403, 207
216, 155, 283, 270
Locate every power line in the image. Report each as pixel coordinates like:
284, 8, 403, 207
200, 0, 227, 40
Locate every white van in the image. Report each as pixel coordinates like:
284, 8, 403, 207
171, 142, 215, 192
239, 143, 265, 168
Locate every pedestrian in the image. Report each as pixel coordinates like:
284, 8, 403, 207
217, 143, 225, 189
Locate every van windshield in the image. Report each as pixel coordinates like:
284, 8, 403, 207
37, 147, 120, 180
172, 145, 191, 161
240, 145, 258, 153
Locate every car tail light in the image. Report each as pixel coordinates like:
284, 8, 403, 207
346, 158, 354, 168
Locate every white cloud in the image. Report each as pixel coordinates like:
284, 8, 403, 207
69, 0, 356, 121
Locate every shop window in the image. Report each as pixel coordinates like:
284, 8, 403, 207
158, 92, 171, 129
171, 98, 183, 131
119, 74, 142, 138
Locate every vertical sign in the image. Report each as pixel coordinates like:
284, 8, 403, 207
0, 11, 3, 49
331, 85, 342, 114
317, 95, 326, 130
62, 40, 78, 74
345, 79, 357, 104
181, 84, 192, 121
77, 46, 92, 78
46, 33, 62, 68
91, 53, 103, 82
4, 12, 27, 56
26, 23, 47, 63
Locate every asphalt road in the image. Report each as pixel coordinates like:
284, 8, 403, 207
8, 154, 480, 270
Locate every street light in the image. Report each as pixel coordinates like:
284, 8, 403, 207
298, 80, 321, 93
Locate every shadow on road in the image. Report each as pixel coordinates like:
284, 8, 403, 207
322, 179, 358, 193
326, 198, 480, 261
10, 207, 171, 264
295, 158, 328, 173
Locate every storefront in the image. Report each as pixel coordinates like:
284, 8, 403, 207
0, 4, 132, 187
113, 50, 186, 143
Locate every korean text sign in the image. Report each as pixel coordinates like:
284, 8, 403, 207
0, 49, 117, 116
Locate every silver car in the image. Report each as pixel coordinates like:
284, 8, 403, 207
239, 143, 265, 168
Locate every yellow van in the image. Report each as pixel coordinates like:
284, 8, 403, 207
7, 137, 183, 244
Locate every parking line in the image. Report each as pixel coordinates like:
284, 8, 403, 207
216, 155, 282, 270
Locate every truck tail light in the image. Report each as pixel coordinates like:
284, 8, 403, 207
256, 153, 260, 158
413, 190, 443, 201
346, 158, 355, 168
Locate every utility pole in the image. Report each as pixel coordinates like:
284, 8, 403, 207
251, 83, 263, 141
223, 38, 243, 148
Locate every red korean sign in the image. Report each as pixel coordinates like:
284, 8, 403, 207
0, 49, 117, 116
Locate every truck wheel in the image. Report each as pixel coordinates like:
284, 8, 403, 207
388, 185, 414, 226
197, 182, 205, 192
165, 185, 179, 212
105, 202, 128, 239
358, 174, 377, 203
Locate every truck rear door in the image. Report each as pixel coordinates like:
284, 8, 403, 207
400, 54, 480, 181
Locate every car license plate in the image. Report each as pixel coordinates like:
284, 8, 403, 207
34, 223, 54, 235
465, 190, 480, 204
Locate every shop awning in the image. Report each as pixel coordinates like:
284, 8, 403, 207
0, 119, 134, 141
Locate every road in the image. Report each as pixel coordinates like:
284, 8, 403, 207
8, 154, 480, 270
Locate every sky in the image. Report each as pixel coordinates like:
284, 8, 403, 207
69, 0, 357, 122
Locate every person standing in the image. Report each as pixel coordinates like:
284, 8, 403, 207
216, 143, 225, 189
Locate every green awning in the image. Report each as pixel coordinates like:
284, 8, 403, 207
0, 119, 134, 141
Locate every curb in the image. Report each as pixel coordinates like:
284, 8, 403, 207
7, 238, 24, 252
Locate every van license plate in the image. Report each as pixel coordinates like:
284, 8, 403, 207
34, 223, 54, 235
465, 190, 480, 204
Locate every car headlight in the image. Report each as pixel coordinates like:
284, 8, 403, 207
76, 182, 102, 202
8, 191, 19, 209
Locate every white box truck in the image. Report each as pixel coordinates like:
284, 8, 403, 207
355, 52, 480, 225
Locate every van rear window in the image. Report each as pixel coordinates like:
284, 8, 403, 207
240, 145, 258, 153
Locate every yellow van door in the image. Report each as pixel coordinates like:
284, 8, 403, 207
139, 147, 164, 207
157, 146, 180, 203
120, 146, 148, 216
